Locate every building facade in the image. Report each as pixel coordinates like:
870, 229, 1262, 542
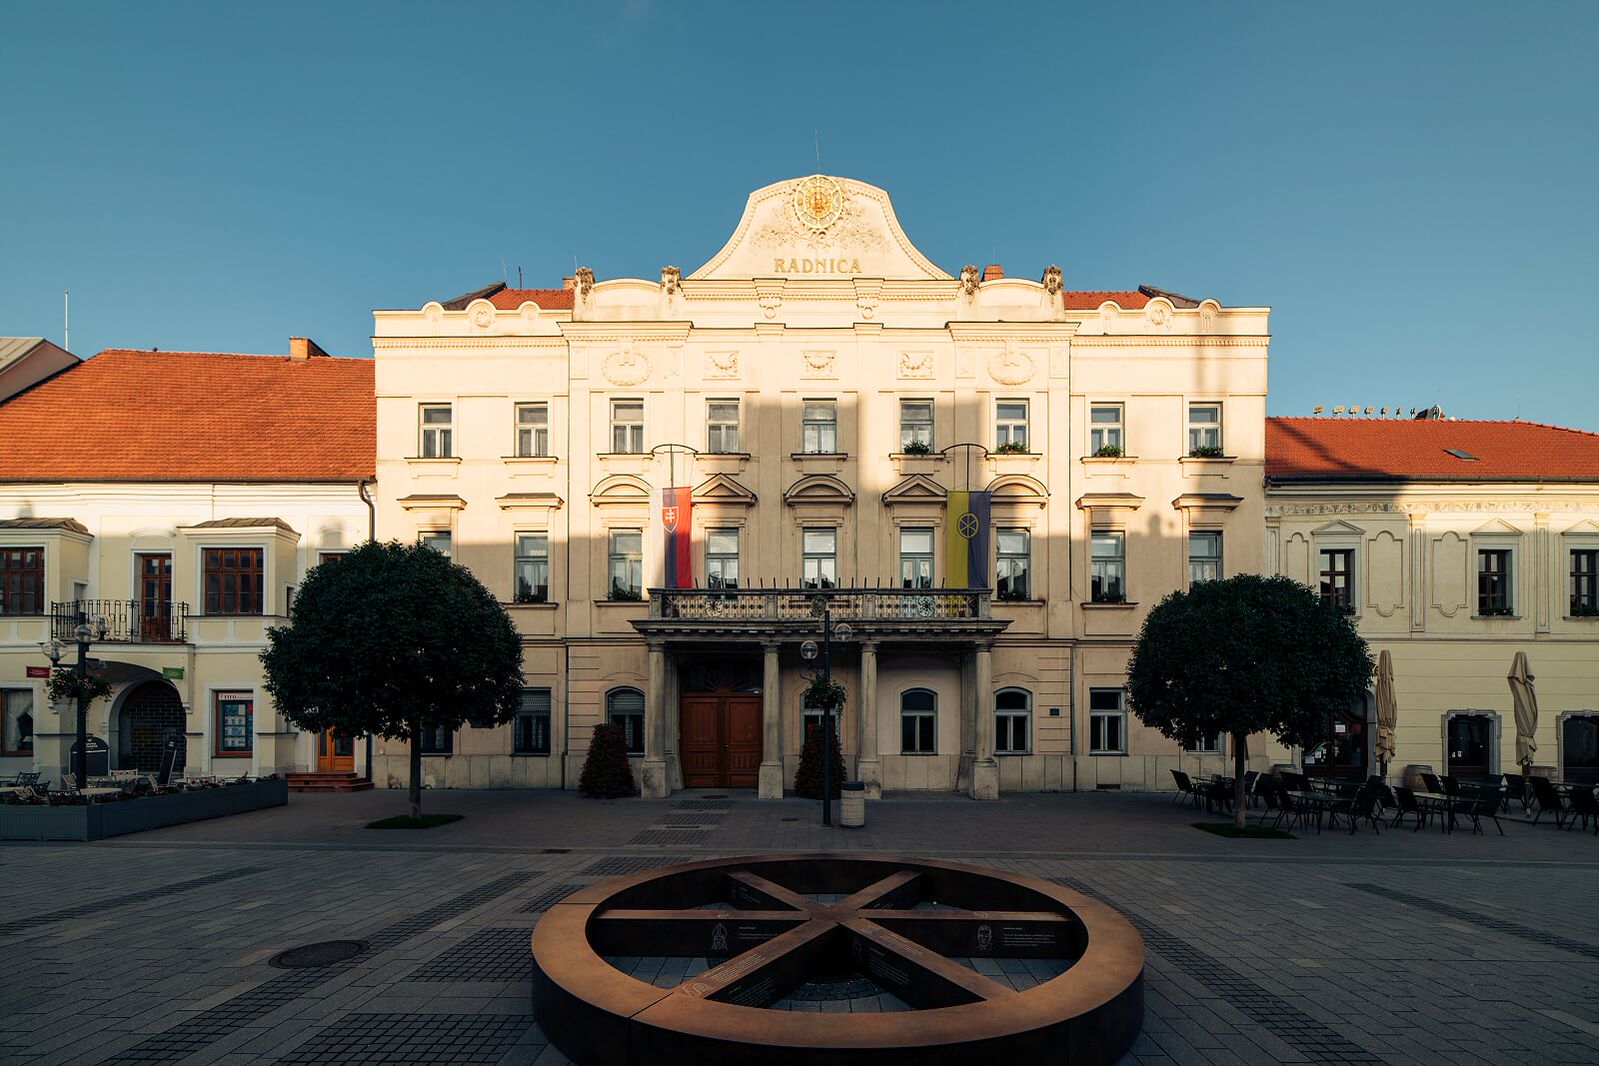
369, 175, 1277, 797
0, 342, 374, 783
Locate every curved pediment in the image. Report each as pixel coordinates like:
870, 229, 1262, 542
783, 473, 856, 507
693, 472, 757, 507
690, 175, 951, 282
883, 473, 947, 506
590, 473, 652, 506
987, 474, 1050, 506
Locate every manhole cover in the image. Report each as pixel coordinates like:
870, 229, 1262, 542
701, 793, 728, 799
269, 940, 366, 969
780, 817, 799, 822
531, 853, 1144, 1064
542, 848, 571, 854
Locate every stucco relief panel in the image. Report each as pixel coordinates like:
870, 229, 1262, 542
602, 341, 651, 386
1429, 531, 1468, 618
898, 350, 934, 380
1365, 530, 1404, 617
801, 349, 837, 380
704, 350, 740, 380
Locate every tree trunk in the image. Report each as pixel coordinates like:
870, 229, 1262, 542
409, 712, 423, 822
1233, 732, 1249, 830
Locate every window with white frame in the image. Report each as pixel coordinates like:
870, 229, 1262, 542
419, 404, 453, 458
1090, 532, 1125, 603
802, 400, 837, 454
901, 688, 936, 754
1187, 403, 1222, 454
706, 528, 740, 589
0, 547, 44, 616
996, 528, 1030, 600
608, 529, 643, 601
610, 400, 645, 454
899, 527, 934, 589
514, 534, 549, 604
1478, 549, 1513, 615
1089, 688, 1126, 754
513, 688, 552, 755
418, 530, 452, 560
995, 400, 1029, 451
1089, 404, 1123, 455
515, 403, 549, 457
706, 400, 741, 453
1573, 549, 1599, 615
418, 718, 453, 754
607, 687, 645, 755
1189, 531, 1223, 585
995, 688, 1030, 754
1185, 731, 1224, 755
1319, 548, 1353, 610
2, 688, 34, 755
899, 400, 934, 451
802, 528, 837, 589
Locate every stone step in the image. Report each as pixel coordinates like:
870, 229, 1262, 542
286, 772, 373, 793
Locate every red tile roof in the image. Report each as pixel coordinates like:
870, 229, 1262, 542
490, 287, 574, 310
1063, 290, 1151, 309
1266, 417, 1599, 483
0, 349, 374, 482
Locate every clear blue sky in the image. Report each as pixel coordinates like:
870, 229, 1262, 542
3, 2, 1595, 425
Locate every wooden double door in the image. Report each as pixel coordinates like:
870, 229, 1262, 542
680, 694, 762, 789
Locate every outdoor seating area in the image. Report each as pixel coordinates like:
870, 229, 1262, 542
1, 768, 279, 807
1168, 766, 1598, 837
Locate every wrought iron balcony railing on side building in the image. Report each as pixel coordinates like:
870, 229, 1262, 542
50, 600, 190, 643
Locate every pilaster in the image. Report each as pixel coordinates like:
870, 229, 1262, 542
640, 643, 669, 798
856, 640, 881, 798
757, 642, 784, 799
968, 643, 999, 800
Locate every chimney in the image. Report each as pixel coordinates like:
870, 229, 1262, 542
289, 337, 329, 362
562, 276, 576, 291
982, 263, 1004, 281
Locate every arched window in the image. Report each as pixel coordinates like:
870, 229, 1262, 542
994, 688, 1031, 755
607, 687, 645, 755
900, 689, 936, 754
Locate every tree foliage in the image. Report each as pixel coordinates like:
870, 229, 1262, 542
578, 723, 636, 798
1126, 574, 1372, 825
795, 720, 847, 800
260, 540, 524, 818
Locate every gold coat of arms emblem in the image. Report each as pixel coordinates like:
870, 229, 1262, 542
792, 174, 844, 232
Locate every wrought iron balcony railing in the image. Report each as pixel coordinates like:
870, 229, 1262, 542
649, 586, 992, 623
50, 599, 190, 644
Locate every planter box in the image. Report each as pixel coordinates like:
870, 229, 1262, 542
0, 778, 289, 842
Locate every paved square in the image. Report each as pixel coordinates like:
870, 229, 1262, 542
3, 789, 1597, 1065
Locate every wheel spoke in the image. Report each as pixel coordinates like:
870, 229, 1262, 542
837, 870, 923, 910
589, 909, 810, 956
841, 917, 1017, 1007
862, 910, 1076, 958
726, 870, 815, 912
674, 918, 839, 1007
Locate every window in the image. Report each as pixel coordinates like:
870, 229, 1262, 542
419, 531, 452, 560
995, 688, 1030, 755
706, 528, 740, 589
899, 527, 933, 589
1187, 403, 1222, 454
996, 528, 1030, 600
0, 546, 44, 616
418, 719, 454, 755
608, 530, 643, 600
514, 688, 552, 755
802, 400, 838, 453
213, 692, 253, 757
706, 400, 741, 453
901, 689, 936, 754
1089, 404, 1123, 455
2, 689, 34, 755
1319, 549, 1353, 610
899, 400, 933, 450
1090, 532, 1125, 603
607, 687, 645, 755
801, 528, 837, 589
801, 691, 840, 744
204, 548, 264, 614
995, 401, 1028, 451
317, 551, 347, 565
419, 404, 453, 458
515, 403, 549, 457
1570, 549, 1598, 615
610, 399, 645, 454
1186, 731, 1224, 755
514, 534, 549, 604
1562, 714, 1599, 784
1478, 549, 1512, 615
1089, 689, 1126, 754
1189, 531, 1223, 585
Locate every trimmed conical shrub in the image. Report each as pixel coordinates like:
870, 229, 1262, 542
579, 723, 636, 798
794, 720, 846, 800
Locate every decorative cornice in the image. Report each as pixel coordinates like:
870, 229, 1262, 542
397, 494, 466, 511
495, 492, 564, 511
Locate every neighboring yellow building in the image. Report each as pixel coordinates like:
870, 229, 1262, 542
1266, 416, 1599, 785
0, 341, 374, 783
370, 174, 1275, 797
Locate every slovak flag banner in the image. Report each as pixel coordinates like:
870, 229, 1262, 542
661, 486, 693, 589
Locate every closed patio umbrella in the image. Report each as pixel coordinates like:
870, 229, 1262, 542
1509, 651, 1538, 776
1374, 650, 1398, 780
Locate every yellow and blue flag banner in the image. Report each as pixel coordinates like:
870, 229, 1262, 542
945, 490, 991, 588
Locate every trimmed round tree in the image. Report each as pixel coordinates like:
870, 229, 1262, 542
260, 540, 524, 822
578, 723, 636, 798
1126, 573, 1372, 828
795, 674, 847, 800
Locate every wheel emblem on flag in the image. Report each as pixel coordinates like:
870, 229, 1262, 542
957, 512, 979, 539
662, 506, 679, 533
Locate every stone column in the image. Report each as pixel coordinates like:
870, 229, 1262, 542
640, 642, 670, 798
956, 649, 975, 793
969, 643, 999, 800
664, 651, 683, 791
757, 642, 784, 799
857, 640, 881, 798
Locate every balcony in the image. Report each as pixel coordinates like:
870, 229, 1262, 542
50, 600, 190, 644
635, 587, 1009, 643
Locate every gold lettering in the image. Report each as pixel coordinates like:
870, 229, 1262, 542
801, 258, 814, 273
851, 258, 861, 272
773, 258, 784, 272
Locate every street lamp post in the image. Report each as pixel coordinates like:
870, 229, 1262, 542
42, 613, 106, 789
801, 597, 852, 827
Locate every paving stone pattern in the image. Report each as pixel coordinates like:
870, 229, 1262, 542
3, 789, 1598, 1066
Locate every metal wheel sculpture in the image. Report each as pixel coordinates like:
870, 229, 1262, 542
530, 854, 1144, 1065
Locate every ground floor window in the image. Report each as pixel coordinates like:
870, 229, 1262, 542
900, 688, 936, 754
1089, 689, 1125, 754
2, 688, 33, 755
1445, 711, 1495, 779
515, 688, 552, 755
213, 692, 253, 757
1185, 732, 1225, 755
607, 687, 645, 755
1561, 714, 1599, 784
994, 688, 1030, 754
418, 719, 454, 754
1305, 693, 1371, 777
